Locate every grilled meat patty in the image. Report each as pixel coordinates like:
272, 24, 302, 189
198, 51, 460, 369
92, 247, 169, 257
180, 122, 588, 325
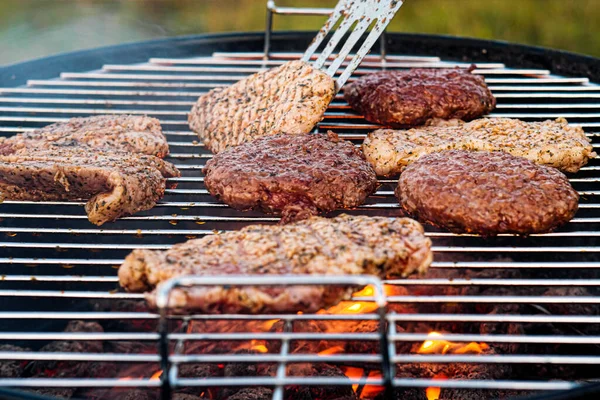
397, 150, 579, 236
118, 214, 432, 313
203, 132, 378, 223
0, 115, 169, 157
189, 60, 336, 154
343, 67, 495, 127
364, 117, 595, 176
0, 147, 180, 226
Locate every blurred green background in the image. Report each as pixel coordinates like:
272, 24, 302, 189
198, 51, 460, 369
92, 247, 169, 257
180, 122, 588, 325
1, 0, 598, 65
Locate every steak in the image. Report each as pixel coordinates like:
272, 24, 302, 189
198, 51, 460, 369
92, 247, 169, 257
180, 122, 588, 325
118, 214, 432, 313
0, 115, 169, 157
343, 67, 495, 127
188, 60, 336, 153
203, 132, 378, 223
397, 150, 579, 236
363, 117, 596, 175
0, 147, 180, 226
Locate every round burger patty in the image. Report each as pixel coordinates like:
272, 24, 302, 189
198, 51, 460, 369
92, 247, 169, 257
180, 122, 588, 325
396, 150, 578, 235
343, 68, 496, 127
203, 132, 378, 223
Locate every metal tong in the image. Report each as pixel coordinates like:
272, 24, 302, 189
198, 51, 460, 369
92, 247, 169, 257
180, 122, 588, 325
302, 0, 405, 89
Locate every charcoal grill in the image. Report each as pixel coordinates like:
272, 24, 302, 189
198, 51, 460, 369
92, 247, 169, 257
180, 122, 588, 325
1, 4, 600, 400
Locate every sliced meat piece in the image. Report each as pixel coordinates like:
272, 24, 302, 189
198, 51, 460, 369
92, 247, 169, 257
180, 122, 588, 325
0, 147, 180, 226
118, 214, 432, 313
397, 150, 579, 236
363, 117, 596, 175
189, 60, 336, 153
0, 115, 169, 157
343, 67, 495, 127
203, 132, 378, 223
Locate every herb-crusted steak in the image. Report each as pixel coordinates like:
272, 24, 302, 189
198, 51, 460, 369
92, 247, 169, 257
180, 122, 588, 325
0, 147, 180, 225
397, 150, 579, 235
188, 60, 336, 153
0, 115, 169, 157
203, 132, 378, 223
118, 214, 432, 313
343, 67, 495, 127
363, 117, 595, 175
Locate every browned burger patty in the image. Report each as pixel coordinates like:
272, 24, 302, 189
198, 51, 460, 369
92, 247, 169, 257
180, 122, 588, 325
203, 132, 378, 223
343, 68, 496, 127
396, 150, 579, 235
118, 214, 432, 314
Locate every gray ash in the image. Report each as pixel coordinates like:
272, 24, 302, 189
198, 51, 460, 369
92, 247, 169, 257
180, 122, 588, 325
284, 363, 357, 400
227, 387, 274, 400
0, 344, 30, 378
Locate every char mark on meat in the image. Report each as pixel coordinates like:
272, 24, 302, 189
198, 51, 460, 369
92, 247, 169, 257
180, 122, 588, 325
189, 60, 336, 154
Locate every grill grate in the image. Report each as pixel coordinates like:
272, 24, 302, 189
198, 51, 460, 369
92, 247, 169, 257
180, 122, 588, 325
0, 47, 600, 400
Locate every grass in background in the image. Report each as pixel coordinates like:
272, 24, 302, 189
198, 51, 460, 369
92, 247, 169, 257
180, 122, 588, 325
0, 0, 598, 65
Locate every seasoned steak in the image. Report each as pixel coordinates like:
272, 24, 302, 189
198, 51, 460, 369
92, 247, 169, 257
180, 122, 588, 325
0, 147, 180, 226
397, 150, 579, 235
119, 214, 432, 313
203, 132, 378, 223
343, 67, 495, 127
0, 115, 169, 157
189, 60, 336, 153
363, 117, 595, 175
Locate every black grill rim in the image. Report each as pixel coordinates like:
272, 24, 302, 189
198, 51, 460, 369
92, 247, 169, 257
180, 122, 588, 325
1, 31, 600, 88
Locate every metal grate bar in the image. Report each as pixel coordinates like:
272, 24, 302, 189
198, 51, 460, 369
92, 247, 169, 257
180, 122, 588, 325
1, 44, 600, 399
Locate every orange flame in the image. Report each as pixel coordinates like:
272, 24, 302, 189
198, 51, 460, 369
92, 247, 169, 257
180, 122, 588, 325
318, 345, 345, 356
150, 370, 163, 381
343, 366, 364, 393
353, 285, 375, 297
322, 284, 399, 315
262, 319, 279, 331
425, 373, 447, 400
249, 339, 268, 353
419, 332, 488, 399
417, 331, 489, 355
342, 366, 384, 398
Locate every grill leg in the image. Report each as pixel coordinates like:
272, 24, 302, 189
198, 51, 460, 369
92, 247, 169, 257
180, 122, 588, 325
159, 308, 172, 400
